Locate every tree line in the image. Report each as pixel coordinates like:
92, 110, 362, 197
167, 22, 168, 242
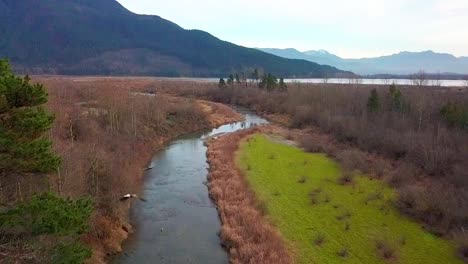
218, 68, 288, 92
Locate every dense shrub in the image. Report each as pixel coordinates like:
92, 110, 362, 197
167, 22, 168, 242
0, 193, 93, 263
336, 149, 368, 173
396, 185, 468, 235
51, 241, 92, 264
299, 135, 327, 153
0, 192, 93, 235
440, 102, 468, 129
376, 239, 397, 261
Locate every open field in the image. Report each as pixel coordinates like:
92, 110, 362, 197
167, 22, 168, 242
237, 134, 461, 264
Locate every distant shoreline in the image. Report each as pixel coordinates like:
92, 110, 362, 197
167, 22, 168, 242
29, 75, 468, 87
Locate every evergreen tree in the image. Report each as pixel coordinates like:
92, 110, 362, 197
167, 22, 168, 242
218, 78, 226, 88
227, 74, 234, 86
389, 83, 403, 111
367, 89, 380, 112
259, 73, 278, 92
279, 78, 288, 92
0, 59, 60, 173
235, 73, 241, 84
252, 68, 259, 84
258, 74, 267, 90
440, 102, 468, 129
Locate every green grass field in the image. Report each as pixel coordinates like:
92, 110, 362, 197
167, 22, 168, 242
237, 134, 461, 264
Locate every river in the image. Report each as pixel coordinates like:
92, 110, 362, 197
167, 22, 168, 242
114, 109, 268, 264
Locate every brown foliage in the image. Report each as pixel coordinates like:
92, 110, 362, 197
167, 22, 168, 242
11, 76, 242, 261
454, 231, 468, 263
206, 130, 292, 264
396, 184, 468, 236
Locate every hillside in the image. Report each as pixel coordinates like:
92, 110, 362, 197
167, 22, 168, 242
0, 0, 347, 77
259, 48, 468, 75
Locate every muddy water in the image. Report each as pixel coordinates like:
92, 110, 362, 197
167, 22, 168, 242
114, 109, 268, 264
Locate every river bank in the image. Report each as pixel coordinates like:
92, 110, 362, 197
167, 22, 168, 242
0, 76, 244, 264
206, 124, 463, 263
83, 96, 243, 264
113, 108, 267, 263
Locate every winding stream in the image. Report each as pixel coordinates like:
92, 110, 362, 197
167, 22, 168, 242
114, 109, 268, 264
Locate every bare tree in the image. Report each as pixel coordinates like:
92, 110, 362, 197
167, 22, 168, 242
348, 75, 363, 85
383, 76, 390, 85
431, 72, 442, 87
412, 70, 428, 86
322, 73, 330, 84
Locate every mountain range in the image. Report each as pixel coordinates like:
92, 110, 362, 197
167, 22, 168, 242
0, 0, 347, 77
259, 48, 468, 75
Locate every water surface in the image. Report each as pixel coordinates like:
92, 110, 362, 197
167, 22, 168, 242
114, 109, 268, 264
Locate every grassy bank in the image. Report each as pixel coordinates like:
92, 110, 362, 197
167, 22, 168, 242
206, 128, 292, 264
237, 134, 461, 264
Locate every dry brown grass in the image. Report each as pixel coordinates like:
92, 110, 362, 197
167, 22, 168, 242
206, 128, 292, 264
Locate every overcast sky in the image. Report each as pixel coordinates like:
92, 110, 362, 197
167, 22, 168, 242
116, 0, 468, 59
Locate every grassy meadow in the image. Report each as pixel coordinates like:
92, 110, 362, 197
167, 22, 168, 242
237, 134, 461, 264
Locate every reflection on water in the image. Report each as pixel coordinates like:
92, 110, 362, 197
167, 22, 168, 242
114, 108, 268, 264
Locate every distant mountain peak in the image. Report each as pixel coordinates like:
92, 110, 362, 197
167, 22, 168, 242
314, 49, 331, 54
259, 48, 468, 75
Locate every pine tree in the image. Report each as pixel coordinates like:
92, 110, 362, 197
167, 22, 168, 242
367, 89, 380, 112
235, 73, 241, 84
218, 78, 226, 88
0, 59, 60, 173
440, 102, 468, 129
252, 69, 259, 82
227, 74, 234, 86
259, 73, 279, 92
279, 78, 288, 92
389, 83, 403, 111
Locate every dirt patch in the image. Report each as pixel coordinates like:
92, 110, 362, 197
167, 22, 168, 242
206, 126, 292, 264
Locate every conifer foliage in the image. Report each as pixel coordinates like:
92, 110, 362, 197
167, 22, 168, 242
0, 59, 60, 173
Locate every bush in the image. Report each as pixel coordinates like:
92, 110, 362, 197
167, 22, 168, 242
396, 185, 468, 235
51, 241, 92, 264
454, 231, 468, 262
336, 149, 368, 173
376, 239, 397, 261
440, 102, 468, 129
297, 176, 308, 184
313, 233, 326, 246
338, 171, 355, 185
337, 247, 349, 258
0, 192, 93, 235
369, 159, 392, 179
386, 163, 419, 187
299, 134, 331, 153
